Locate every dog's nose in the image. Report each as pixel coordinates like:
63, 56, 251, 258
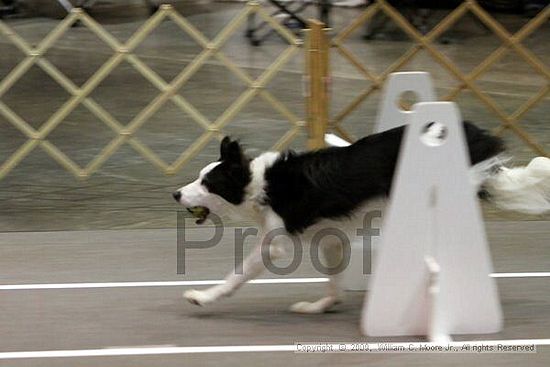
172, 191, 182, 202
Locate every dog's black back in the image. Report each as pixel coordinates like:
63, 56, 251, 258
265, 121, 504, 234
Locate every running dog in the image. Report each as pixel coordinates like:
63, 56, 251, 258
173, 122, 550, 314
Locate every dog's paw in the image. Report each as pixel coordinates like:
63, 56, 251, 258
289, 297, 341, 314
289, 301, 326, 314
183, 289, 217, 306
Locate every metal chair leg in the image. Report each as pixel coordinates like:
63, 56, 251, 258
56, 0, 74, 13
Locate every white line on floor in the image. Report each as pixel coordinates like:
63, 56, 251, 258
0, 272, 548, 291
0, 277, 329, 290
491, 272, 550, 278
1, 339, 549, 359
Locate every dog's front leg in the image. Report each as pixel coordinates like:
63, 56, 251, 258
183, 210, 286, 306
183, 244, 266, 306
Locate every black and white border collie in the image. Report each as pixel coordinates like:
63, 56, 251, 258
173, 122, 550, 314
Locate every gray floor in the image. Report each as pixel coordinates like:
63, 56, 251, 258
0, 0, 549, 366
1, 222, 550, 366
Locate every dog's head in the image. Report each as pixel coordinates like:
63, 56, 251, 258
172, 137, 251, 223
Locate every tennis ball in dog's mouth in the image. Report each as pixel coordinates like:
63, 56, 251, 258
186, 206, 210, 224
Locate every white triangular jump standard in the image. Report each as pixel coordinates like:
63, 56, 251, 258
362, 101, 503, 341
375, 71, 436, 133
339, 72, 437, 291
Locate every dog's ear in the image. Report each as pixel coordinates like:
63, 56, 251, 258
220, 136, 244, 163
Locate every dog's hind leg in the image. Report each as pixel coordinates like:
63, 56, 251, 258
289, 241, 344, 314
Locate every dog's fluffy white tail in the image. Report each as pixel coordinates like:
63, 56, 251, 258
482, 156, 550, 215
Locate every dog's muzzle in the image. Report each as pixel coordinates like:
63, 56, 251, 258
172, 191, 182, 202
172, 191, 210, 224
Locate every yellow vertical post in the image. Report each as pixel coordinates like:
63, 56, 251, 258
306, 19, 330, 150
